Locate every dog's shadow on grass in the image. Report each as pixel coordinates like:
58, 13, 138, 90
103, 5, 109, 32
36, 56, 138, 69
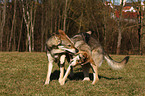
68, 72, 122, 80
50, 70, 122, 81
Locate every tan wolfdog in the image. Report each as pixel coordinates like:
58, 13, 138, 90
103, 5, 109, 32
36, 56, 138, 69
44, 30, 78, 85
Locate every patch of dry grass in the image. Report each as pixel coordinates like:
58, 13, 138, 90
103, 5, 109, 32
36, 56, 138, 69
0, 52, 145, 95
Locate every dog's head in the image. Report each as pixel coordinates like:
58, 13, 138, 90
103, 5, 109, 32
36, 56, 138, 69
70, 50, 92, 66
46, 34, 61, 50
58, 30, 79, 53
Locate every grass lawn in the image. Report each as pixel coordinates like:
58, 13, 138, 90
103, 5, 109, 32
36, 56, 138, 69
0, 52, 145, 96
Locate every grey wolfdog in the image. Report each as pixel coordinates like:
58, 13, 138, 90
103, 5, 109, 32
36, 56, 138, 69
61, 31, 129, 85
44, 30, 79, 85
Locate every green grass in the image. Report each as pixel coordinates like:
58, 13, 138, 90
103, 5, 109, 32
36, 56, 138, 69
0, 52, 145, 96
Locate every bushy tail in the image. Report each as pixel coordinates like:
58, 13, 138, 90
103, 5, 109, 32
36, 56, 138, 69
104, 54, 129, 70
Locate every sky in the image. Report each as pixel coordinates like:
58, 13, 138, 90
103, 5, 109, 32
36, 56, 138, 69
106, 0, 145, 5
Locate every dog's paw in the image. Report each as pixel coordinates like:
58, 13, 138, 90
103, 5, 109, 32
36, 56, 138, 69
92, 79, 99, 85
44, 80, 50, 85
59, 79, 65, 85
58, 78, 62, 83
83, 77, 90, 81
44, 82, 49, 85
92, 81, 96, 85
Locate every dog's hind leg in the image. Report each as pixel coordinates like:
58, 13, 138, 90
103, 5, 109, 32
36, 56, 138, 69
44, 52, 54, 85
91, 49, 103, 85
91, 64, 99, 85
59, 55, 66, 84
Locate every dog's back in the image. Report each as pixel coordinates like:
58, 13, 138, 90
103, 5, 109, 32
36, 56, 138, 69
81, 31, 129, 69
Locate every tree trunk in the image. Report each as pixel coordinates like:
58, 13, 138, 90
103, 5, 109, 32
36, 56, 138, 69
27, 27, 31, 52
50, 0, 53, 34
116, 0, 123, 54
78, 12, 83, 33
31, 1, 37, 51
8, 0, 16, 51
137, 4, 143, 55
0, 0, 7, 51
116, 23, 122, 54
31, 7, 34, 51
12, 21, 16, 51
41, 5, 45, 52
17, 17, 23, 51
103, 12, 107, 47
22, 0, 31, 52
63, 0, 68, 32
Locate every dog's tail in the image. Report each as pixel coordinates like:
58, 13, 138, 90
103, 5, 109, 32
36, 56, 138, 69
104, 54, 129, 70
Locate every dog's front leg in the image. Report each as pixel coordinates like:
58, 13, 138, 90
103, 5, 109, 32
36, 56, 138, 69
44, 52, 54, 85
59, 55, 66, 84
69, 66, 74, 78
60, 65, 71, 85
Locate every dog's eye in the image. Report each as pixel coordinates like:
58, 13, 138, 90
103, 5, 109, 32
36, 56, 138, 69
68, 45, 71, 47
58, 40, 61, 44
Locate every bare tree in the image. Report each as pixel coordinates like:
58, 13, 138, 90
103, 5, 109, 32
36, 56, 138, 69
40, 4, 45, 52
0, 0, 7, 51
40, 2, 49, 52
116, 0, 124, 54
63, 0, 68, 31
17, 17, 23, 51
137, 0, 143, 55
21, 0, 37, 52
0, 0, 143, 54
8, 0, 17, 51
21, 0, 31, 52
30, 1, 37, 51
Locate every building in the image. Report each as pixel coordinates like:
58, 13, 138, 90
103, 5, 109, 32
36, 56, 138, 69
104, 0, 144, 19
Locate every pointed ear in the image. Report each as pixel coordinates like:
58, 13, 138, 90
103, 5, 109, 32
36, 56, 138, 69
58, 29, 66, 36
58, 29, 75, 47
58, 29, 67, 40
86, 31, 92, 35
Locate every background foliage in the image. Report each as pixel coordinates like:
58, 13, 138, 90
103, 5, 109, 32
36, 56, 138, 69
0, 0, 145, 54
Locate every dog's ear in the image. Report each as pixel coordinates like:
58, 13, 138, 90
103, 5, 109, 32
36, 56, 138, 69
58, 29, 68, 40
58, 29, 66, 36
58, 29, 75, 47
86, 31, 92, 35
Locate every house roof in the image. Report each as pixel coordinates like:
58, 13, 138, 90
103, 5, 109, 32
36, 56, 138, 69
123, 6, 131, 10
